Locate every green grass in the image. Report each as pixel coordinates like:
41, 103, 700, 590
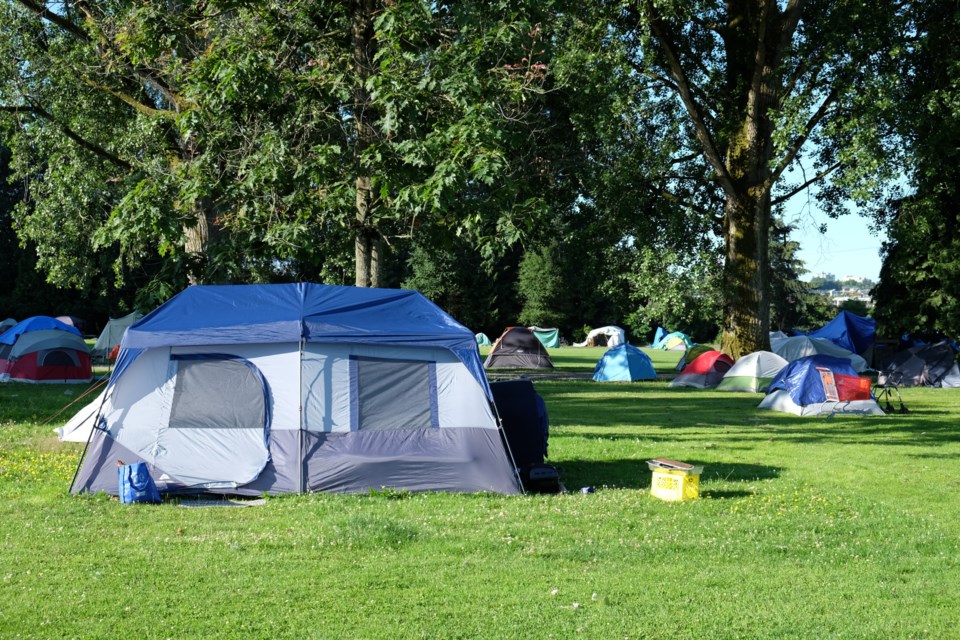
480, 345, 685, 373
2, 357, 960, 639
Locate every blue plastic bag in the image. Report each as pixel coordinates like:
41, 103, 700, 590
118, 462, 161, 504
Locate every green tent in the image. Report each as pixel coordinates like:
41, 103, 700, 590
529, 326, 560, 349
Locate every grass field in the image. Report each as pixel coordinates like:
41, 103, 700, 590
2, 347, 959, 639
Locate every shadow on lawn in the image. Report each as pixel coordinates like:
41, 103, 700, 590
538, 382, 960, 448
556, 458, 781, 491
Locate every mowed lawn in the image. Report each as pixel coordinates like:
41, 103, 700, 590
2, 346, 959, 639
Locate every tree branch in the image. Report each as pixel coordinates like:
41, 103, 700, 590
639, 1, 737, 199
17, 0, 191, 112
0, 104, 132, 170
16, 0, 90, 42
769, 87, 838, 187
770, 160, 841, 206
75, 75, 176, 119
652, 184, 718, 220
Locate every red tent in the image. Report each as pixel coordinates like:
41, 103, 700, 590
669, 350, 734, 389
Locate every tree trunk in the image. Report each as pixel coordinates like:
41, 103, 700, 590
720, 190, 771, 356
183, 213, 208, 286
717, 0, 780, 358
351, 0, 381, 288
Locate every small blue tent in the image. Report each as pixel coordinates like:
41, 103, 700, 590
70, 283, 520, 496
593, 344, 657, 382
805, 311, 875, 354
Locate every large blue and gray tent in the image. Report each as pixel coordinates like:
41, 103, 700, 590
70, 284, 521, 496
593, 344, 657, 382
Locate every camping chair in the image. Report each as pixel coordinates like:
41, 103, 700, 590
872, 381, 909, 414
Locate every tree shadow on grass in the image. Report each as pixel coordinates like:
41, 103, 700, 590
555, 458, 781, 491
537, 381, 960, 448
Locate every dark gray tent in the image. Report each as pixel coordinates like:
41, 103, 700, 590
484, 327, 554, 369
878, 342, 960, 388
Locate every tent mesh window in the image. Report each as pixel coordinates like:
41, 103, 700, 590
352, 356, 438, 431
169, 357, 266, 430
38, 349, 81, 367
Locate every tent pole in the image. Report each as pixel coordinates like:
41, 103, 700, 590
299, 336, 305, 494
67, 379, 113, 494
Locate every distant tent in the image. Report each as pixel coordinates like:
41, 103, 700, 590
0, 318, 16, 334
656, 331, 695, 351
670, 350, 734, 388
0, 316, 92, 383
484, 327, 554, 369
475, 332, 492, 346
878, 342, 960, 388
574, 326, 626, 348
758, 354, 883, 416
593, 344, 657, 382
769, 330, 789, 340
717, 351, 789, 393
675, 344, 714, 371
805, 310, 876, 354
92, 311, 143, 358
770, 335, 869, 372
55, 315, 87, 334
528, 326, 560, 349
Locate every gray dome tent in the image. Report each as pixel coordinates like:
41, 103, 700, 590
484, 327, 554, 369
878, 342, 960, 388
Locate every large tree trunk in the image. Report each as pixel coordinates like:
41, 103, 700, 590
720, 190, 771, 356
717, 0, 780, 358
351, 0, 381, 288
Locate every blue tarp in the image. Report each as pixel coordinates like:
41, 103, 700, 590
0, 316, 82, 344
593, 344, 657, 382
805, 311, 875, 354
115, 283, 490, 397
766, 355, 861, 406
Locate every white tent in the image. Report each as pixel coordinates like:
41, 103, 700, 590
92, 311, 142, 358
770, 335, 869, 372
574, 326, 625, 348
716, 351, 788, 393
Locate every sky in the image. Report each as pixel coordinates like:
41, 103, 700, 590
789, 203, 887, 282
780, 157, 891, 283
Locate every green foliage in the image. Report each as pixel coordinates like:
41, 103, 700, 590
619, 245, 723, 343
0, 0, 565, 296
402, 238, 519, 335
872, 0, 960, 340
517, 244, 565, 328
838, 299, 869, 316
